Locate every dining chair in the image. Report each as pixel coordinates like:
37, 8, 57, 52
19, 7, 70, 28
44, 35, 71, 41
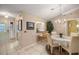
37, 31, 48, 42
46, 33, 60, 54
42, 31, 48, 42
61, 36, 79, 55
37, 33, 43, 41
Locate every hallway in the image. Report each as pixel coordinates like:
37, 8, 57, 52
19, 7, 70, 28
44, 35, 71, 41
0, 4, 79, 55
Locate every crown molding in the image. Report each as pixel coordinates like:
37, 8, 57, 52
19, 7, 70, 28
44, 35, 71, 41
63, 7, 79, 15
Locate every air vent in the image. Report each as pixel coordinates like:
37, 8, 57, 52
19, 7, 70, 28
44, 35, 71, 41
50, 8, 54, 10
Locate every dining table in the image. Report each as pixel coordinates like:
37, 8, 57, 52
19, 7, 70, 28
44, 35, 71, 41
51, 35, 71, 54
51, 35, 71, 43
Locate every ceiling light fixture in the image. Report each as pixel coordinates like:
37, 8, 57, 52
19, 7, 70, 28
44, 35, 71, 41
60, 4, 63, 20
0, 11, 15, 18
77, 24, 79, 28
59, 4, 66, 24
5, 15, 9, 18
55, 19, 61, 24
55, 4, 66, 24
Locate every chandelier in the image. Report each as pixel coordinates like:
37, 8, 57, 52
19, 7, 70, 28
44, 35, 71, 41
55, 4, 66, 24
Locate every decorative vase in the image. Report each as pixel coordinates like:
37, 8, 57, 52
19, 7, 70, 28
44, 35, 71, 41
59, 33, 63, 38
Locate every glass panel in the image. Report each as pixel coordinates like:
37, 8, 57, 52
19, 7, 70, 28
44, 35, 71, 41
0, 23, 9, 54
0, 24, 5, 32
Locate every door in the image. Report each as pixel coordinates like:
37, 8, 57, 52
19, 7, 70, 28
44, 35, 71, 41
0, 23, 9, 54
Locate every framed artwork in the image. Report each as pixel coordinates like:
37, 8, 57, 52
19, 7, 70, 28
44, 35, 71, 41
18, 20, 22, 31
26, 22, 34, 30
36, 23, 45, 33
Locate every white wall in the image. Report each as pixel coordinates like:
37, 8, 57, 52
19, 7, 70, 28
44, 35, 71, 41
51, 9, 79, 35
17, 14, 45, 47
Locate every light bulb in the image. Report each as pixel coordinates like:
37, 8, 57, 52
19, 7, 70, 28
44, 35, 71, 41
5, 15, 9, 18
77, 25, 79, 27
55, 20, 57, 23
58, 19, 61, 23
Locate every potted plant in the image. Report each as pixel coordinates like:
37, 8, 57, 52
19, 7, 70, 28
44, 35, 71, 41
46, 21, 54, 34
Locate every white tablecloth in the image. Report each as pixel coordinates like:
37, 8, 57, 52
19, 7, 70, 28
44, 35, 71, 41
51, 35, 71, 47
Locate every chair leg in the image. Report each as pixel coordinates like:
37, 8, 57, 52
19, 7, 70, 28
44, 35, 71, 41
46, 45, 50, 50
59, 46, 62, 54
50, 47, 53, 54
47, 45, 49, 50
69, 53, 72, 55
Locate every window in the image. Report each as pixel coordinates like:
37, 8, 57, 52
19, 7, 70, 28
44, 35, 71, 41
0, 24, 5, 32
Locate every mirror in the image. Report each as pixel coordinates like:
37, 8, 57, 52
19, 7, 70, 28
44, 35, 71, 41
36, 22, 45, 33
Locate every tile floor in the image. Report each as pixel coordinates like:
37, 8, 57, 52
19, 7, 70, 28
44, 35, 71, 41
16, 42, 48, 55
5, 41, 48, 55
1, 40, 73, 55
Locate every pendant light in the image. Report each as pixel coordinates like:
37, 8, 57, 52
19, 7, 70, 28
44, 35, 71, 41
59, 4, 62, 24
60, 4, 66, 24
55, 4, 62, 24
55, 4, 66, 24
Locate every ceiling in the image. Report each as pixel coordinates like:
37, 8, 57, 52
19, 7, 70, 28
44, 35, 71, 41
0, 4, 79, 19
